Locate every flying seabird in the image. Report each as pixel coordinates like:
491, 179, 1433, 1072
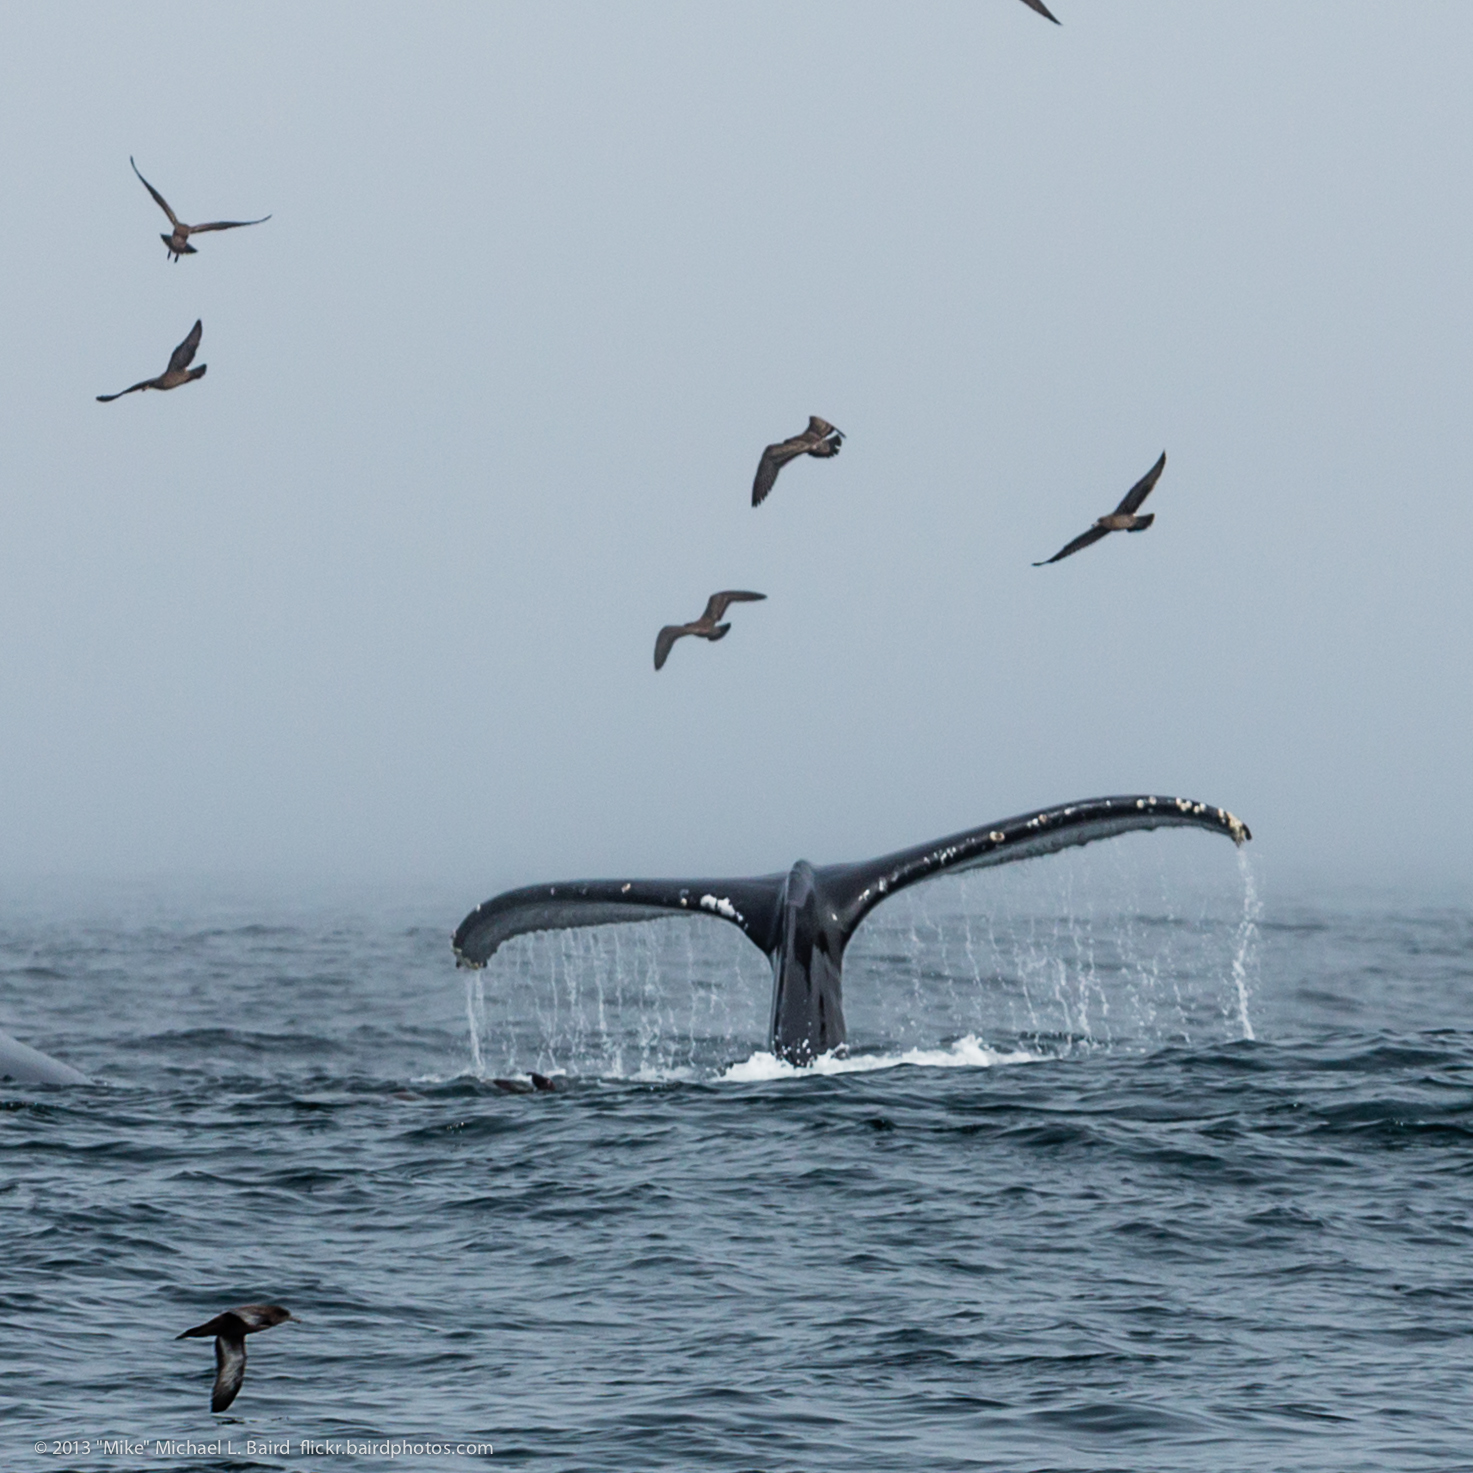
751, 417, 844, 506
654, 591, 766, 671
96, 320, 207, 402
1018, 0, 1061, 21
130, 157, 271, 261
176, 1304, 295, 1413
1033, 451, 1167, 565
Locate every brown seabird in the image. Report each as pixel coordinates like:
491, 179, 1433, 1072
654, 591, 766, 671
751, 418, 844, 507
1018, 0, 1061, 22
96, 320, 207, 402
130, 157, 271, 261
177, 1304, 295, 1413
1033, 451, 1166, 565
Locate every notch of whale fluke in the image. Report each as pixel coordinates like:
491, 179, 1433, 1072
453, 795, 1251, 1066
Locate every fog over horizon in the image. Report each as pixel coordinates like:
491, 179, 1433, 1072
1, 2, 1469, 907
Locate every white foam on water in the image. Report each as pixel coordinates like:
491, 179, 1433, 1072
719, 1033, 1041, 1083
423, 1040, 1038, 1087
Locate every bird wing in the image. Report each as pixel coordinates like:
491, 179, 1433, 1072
702, 590, 766, 622
211, 1330, 247, 1413
167, 321, 204, 375
654, 625, 689, 670
231, 1303, 291, 1331
1113, 451, 1167, 516
96, 378, 158, 402
1033, 524, 1110, 566
805, 416, 838, 440
752, 439, 807, 506
130, 158, 180, 226
1018, 0, 1061, 22
177, 1313, 231, 1340
187, 215, 272, 234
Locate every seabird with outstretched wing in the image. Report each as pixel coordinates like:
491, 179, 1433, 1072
654, 590, 766, 671
751, 417, 844, 506
1033, 451, 1167, 565
131, 157, 270, 261
96, 320, 207, 402
177, 1304, 295, 1413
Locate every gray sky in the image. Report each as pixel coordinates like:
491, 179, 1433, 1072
0, 2, 1469, 898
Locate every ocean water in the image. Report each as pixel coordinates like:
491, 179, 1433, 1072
3, 836, 1472, 1472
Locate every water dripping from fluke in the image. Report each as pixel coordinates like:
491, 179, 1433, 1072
1232, 847, 1262, 1041
463, 925, 1250, 1085
457, 821, 1256, 1082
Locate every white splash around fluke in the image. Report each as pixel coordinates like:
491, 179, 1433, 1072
721, 1035, 1040, 1083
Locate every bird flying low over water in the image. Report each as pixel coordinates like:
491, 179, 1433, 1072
130, 157, 271, 261
96, 320, 207, 402
1033, 451, 1167, 566
654, 591, 766, 671
1018, 0, 1061, 21
752, 417, 844, 506
177, 1304, 295, 1413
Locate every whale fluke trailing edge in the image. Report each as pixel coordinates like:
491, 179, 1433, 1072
454, 794, 1251, 1066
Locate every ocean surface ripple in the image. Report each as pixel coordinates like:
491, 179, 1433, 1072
2, 857, 1471, 1472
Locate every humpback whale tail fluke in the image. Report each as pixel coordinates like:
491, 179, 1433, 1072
454, 795, 1251, 1066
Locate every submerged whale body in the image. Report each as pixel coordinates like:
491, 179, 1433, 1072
454, 795, 1251, 1066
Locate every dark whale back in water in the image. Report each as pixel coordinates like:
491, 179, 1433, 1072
454, 795, 1251, 1065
